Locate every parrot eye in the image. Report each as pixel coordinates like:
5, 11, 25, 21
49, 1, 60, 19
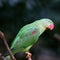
48, 20, 53, 24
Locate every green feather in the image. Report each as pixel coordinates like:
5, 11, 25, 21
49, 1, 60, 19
11, 18, 54, 54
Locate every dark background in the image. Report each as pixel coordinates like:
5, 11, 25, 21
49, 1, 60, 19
0, 0, 60, 60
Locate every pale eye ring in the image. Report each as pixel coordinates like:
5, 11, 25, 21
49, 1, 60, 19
48, 20, 53, 24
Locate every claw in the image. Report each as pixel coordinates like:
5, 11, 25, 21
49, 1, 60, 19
25, 52, 32, 58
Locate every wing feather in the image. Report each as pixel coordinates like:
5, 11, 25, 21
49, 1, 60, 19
11, 24, 38, 53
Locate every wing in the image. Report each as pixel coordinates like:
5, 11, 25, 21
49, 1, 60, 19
11, 24, 39, 53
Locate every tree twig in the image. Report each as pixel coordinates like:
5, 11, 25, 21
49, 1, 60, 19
27, 57, 32, 60
0, 31, 16, 60
0, 52, 5, 60
54, 33, 60, 41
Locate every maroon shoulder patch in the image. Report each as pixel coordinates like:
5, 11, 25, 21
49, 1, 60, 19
31, 30, 37, 35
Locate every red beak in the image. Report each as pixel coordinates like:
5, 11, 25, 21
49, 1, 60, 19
48, 24, 54, 30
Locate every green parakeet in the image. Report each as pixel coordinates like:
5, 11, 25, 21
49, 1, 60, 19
4, 18, 54, 60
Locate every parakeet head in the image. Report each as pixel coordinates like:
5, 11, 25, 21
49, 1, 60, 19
40, 18, 54, 30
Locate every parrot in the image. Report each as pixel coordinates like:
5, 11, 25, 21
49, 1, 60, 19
4, 18, 54, 60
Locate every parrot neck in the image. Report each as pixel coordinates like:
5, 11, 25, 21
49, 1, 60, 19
35, 22, 46, 35
39, 25, 46, 35
33, 21, 47, 35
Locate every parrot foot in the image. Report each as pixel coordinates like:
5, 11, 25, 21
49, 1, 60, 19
25, 52, 32, 60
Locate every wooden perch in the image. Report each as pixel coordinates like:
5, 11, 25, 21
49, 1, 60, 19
0, 52, 4, 60
27, 57, 32, 60
0, 31, 16, 60
54, 33, 60, 41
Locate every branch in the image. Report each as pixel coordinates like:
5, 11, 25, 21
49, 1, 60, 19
27, 57, 32, 60
0, 31, 16, 60
54, 33, 60, 41
0, 53, 4, 60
